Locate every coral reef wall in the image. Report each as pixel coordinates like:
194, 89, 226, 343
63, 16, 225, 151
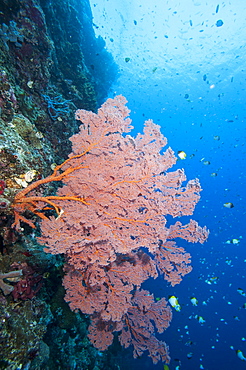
0, 0, 118, 167
0, 1, 119, 369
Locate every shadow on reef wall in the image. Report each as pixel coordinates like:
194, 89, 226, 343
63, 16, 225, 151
40, 0, 118, 108
0, 0, 119, 368
0, 0, 118, 163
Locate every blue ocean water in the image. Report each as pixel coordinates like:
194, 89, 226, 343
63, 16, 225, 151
89, 1, 246, 369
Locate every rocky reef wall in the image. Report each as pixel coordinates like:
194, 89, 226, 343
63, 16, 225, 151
0, 1, 119, 368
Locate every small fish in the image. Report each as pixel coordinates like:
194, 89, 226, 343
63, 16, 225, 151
237, 349, 246, 361
27, 80, 34, 88
168, 296, 181, 311
25, 170, 37, 183
226, 238, 240, 245
237, 288, 246, 297
210, 276, 219, 283
213, 135, 220, 140
177, 151, 186, 160
223, 202, 234, 208
190, 297, 198, 306
195, 315, 205, 324
14, 177, 28, 188
216, 19, 224, 27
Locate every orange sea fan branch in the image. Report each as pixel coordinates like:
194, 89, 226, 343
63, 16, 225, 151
11, 126, 114, 229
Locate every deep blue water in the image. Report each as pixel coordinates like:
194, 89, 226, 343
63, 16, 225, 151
109, 75, 246, 370
89, 1, 246, 369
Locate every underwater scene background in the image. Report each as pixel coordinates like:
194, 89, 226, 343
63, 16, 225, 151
0, 0, 245, 369
90, 1, 246, 369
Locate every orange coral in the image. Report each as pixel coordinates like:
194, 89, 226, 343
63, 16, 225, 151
12, 148, 91, 229
11, 95, 209, 364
